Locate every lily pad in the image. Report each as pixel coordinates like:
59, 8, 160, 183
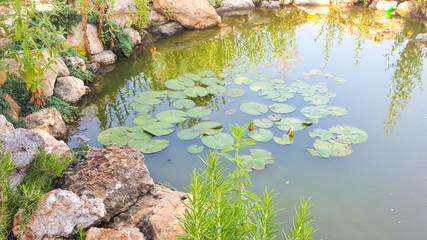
249, 82, 274, 92
269, 103, 296, 114
298, 88, 316, 97
169, 91, 187, 99
310, 69, 323, 75
309, 129, 334, 140
311, 85, 328, 93
334, 77, 346, 82
177, 128, 201, 140
234, 76, 253, 85
329, 140, 353, 156
201, 77, 221, 86
165, 78, 194, 90
329, 125, 368, 144
327, 106, 347, 116
199, 70, 216, 77
270, 78, 285, 84
301, 106, 330, 119
291, 81, 311, 90
275, 118, 306, 132
142, 122, 175, 136
128, 139, 170, 154
192, 121, 224, 135
224, 109, 237, 115
156, 110, 187, 123
184, 86, 208, 98
273, 134, 294, 145
126, 126, 152, 140
241, 149, 275, 170
183, 73, 202, 81
188, 145, 204, 154
98, 127, 129, 146
259, 90, 280, 99
231, 67, 246, 74
134, 93, 163, 105
218, 72, 230, 78
187, 107, 212, 118
206, 85, 226, 95
307, 139, 352, 158
172, 99, 196, 110
130, 103, 152, 114
224, 87, 246, 97
133, 116, 157, 126
239, 102, 269, 116
304, 94, 330, 106
248, 129, 274, 142
202, 133, 234, 149
253, 118, 274, 128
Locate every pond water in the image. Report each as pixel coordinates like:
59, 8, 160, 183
69, 7, 427, 240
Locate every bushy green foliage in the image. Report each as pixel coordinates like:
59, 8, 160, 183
131, 0, 150, 30
67, 64, 96, 83
284, 198, 318, 240
113, 29, 134, 57
47, 5, 82, 34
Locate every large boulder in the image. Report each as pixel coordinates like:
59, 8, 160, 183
66, 22, 104, 55
106, 184, 188, 240
54, 76, 89, 103
412, 33, 427, 43
13, 189, 105, 240
0, 70, 6, 87
152, 0, 221, 29
1, 93, 22, 120
125, 28, 143, 45
293, 0, 330, 5
259, 0, 281, 8
86, 227, 146, 240
62, 144, 154, 221
151, 21, 184, 36
369, 0, 398, 10
90, 50, 117, 66
0, 128, 45, 187
147, 9, 169, 28
64, 56, 87, 71
396, 1, 416, 18
221, 0, 255, 9
31, 129, 72, 158
107, 0, 135, 28
23, 108, 67, 139
0, 115, 14, 134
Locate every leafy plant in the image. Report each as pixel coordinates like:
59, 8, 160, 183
284, 197, 318, 240
130, 0, 150, 30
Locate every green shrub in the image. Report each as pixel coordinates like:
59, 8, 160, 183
131, 0, 150, 30
67, 64, 96, 83
39, 5, 82, 34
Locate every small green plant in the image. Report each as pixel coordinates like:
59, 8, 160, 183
207, 0, 222, 7
164, 8, 172, 20
130, 0, 150, 30
284, 197, 318, 240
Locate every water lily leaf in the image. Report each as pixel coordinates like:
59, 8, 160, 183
126, 126, 152, 140
177, 128, 201, 140
248, 129, 274, 142
219, 80, 232, 86
201, 77, 221, 86
183, 73, 202, 81
234, 76, 253, 85
202, 133, 234, 149
98, 127, 129, 145
253, 118, 273, 128
275, 118, 306, 131
327, 106, 347, 116
329, 139, 352, 156
307, 139, 333, 158
128, 139, 170, 154
168, 91, 187, 99
192, 121, 224, 135
156, 110, 187, 123
133, 116, 157, 126
187, 107, 212, 119
298, 88, 316, 97
325, 92, 336, 98
253, 73, 271, 81
172, 99, 196, 110
259, 90, 280, 99
309, 129, 333, 140
241, 149, 275, 170
184, 86, 208, 98
270, 78, 285, 84
224, 87, 246, 97
224, 109, 237, 115
165, 77, 194, 90
134, 94, 163, 105
304, 94, 330, 105
323, 73, 334, 78
311, 85, 328, 93
273, 134, 294, 145
188, 145, 204, 154
249, 82, 274, 92
239, 102, 269, 116
291, 80, 311, 90
130, 103, 152, 114
142, 122, 175, 136
218, 72, 230, 78
329, 125, 368, 144
199, 70, 216, 77
206, 85, 226, 95
310, 69, 323, 75
231, 67, 246, 74
268, 114, 283, 122
301, 106, 329, 119
334, 77, 346, 82
269, 103, 296, 114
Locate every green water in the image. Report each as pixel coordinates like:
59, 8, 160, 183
70, 7, 427, 240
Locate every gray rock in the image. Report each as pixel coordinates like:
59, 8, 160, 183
62, 144, 154, 221
140, 31, 153, 45
222, 0, 255, 9
31, 129, 72, 158
125, 28, 142, 46
259, 0, 281, 8
64, 56, 87, 71
23, 108, 67, 139
13, 189, 105, 239
0, 114, 14, 134
54, 76, 88, 103
412, 33, 427, 43
293, 0, 330, 5
0, 128, 45, 186
90, 50, 117, 66
151, 21, 184, 36
369, 0, 398, 10
87, 62, 101, 73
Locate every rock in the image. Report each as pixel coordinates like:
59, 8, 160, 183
35, 3, 54, 11
396, 1, 415, 18
140, 31, 153, 45
125, 28, 142, 45
293, 0, 330, 5
151, 21, 184, 36
107, 0, 135, 28
0, 70, 6, 87
412, 33, 427, 43
1, 93, 22, 120
87, 62, 101, 73
31, 129, 72, 158
13, 189, 105, 240
0, 37, 12, 48
107, 184, 188, 240
66, 22, 104, 55
64, 56, 87, 71
62, 144, 154, 221
147, 9, 169, 28
86, 227, 146, 240
54, 76, 88, 103
369, 0, 398, 10
23, 108, 67, 139
152, 0, 221, 29
0, 128, 45, 186
259, 0, 281, 8
222, 0, 255, 9
0, 115, 14, 134
90, 50, 117, 66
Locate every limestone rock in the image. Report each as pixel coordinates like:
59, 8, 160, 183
86, 227, 146, 240
107, 0, 135, 27
107, 184, 188, 240
147, 9, 169, 28
1, 93, 22, 120
35, 3, 54, 11
140, 31, 154, 45
90, 50, 117, 66
13, 189, 105, 240
125, 28, 142, 45
0, 128, 45, 186
62, 144, 154, 221
396, 1, 416, 18
369, 0, 398, 10
54, 76, 88, 103
293, 0, 330, 5
66, 22, 104, 55
0, 70, 6, 87
259, 0, 281, 8
31, 129, 71, 158
23, 108, 67, 139
221, 0, 255, 9
87, 62, 101, 73
0, 115, 14, 134
151, 21, 184, 36
152, 0, 221, 29
64, 56, 87, 71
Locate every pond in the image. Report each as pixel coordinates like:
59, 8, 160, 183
69, 6, 427, 240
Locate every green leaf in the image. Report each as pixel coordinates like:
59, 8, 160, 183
309, 69, 323, 75
142, 122, 175, 136
301, 106, 329, 119
192, 121, 224, 135
259, 90, 280, 99
128, 139, 170, 154
248, 129, 274, 142
329, 125, 368, 144
269, 103, 296, 114
327, 106, 347, 116
275, 118, 306, 131
184, 86, 208, 98
218, 72, 230, 78
183, 73, 202, 81
329, 139, 352, 156
249, 82, 274, 92
291, 80, 311, 90
134, 94, 163, 105
241, 149, 275, 170
253, 118, 274, 128
224, 87, 246, 97
201, 77, 221, 86
239, 102, 269, 116
307, 139, 333, 158
309, 129, 334, 140
304, 94, 330, 105
199, 70, 216, 77
187, 107, 212, 118
168, 91, 187, 99
187, 145, 204, 154
133, 116, 157, 126
311, 84, 328, 93
334, 77, 346, 82
273, 134, 294, 145
206, 85, 226, 95
130, 103, 152, 114
126, 126, 152, 140
177, 128, 201, 140
98, 127, 129, 145
202, 133, 234, 149
165, 77, 194, 90
172, 99, 196, 110
156, 110, 187, 123
233, 76, 253, 85
242, 189, 262, 201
